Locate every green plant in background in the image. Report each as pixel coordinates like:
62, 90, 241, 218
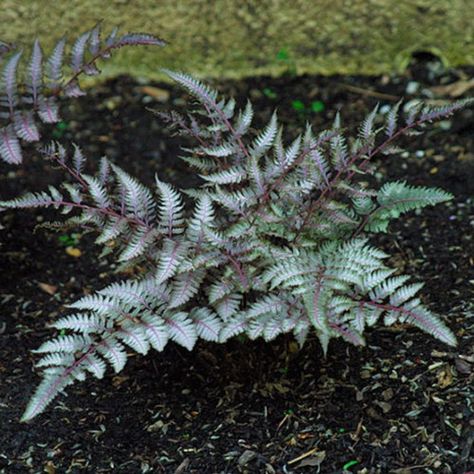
57, 232, 80, 247
291, 99, 305, 112
52, 121, 69, 139
262, 87, 278, 100
343, 459, 359, 471
311, 100, 325, 113
0, 27, 471, 423
276, 48, 297, 76
291, 99, 326, 115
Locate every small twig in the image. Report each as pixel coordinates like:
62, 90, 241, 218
339, 83, 401, 102
287, 447, 319, 465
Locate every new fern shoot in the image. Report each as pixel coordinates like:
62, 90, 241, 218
0, 27, 471, 422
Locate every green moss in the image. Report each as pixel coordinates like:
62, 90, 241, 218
1, 0, 473, 80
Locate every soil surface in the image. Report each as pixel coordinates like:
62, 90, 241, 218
1, 61, 473, 474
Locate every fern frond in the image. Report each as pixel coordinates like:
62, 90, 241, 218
164, 312, 197, 350
95, 217, 128, 244
169, 269, 206, 308
219, 314, 248, 342
27, 39, 43, 106
163, 70, 218, 106
0, 187, 58, 208
118, 226, 158, 262
201, 166, 246, 185
114, 166, 155, 223
112, 33, 166, 49
117, 324, 150, 355
155, 239, 188, 284
190, 307, 222, 342
70, 31, 91, 72
47, 38, 66, 88
0, 125, 22, 163
250, 111, 278, 159
201, 141, 236, 158
213, 293, 242, 321
359, 104, 379, 141
97, 338, 128, 372
155, 177, 185, 236
0, 26, 165, 165
1, 50, 22, 115
377, 181, 452, 215
82, 175, 111, 208
420, 98, 474, 122
140, 313, 169, 351
51, 313, 104, 334
208, 278, 235, 304
13, 112, 40, 142
186, 195, 215, 243
99, 277, 168, 307
235, 100, 253, 136
34, 334, 91, 354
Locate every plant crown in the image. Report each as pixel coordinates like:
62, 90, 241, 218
0, 28, 471, 422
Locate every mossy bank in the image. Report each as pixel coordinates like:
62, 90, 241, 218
1, 1, 473, 79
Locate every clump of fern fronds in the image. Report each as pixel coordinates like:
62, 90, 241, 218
1, 65, 471, 422
0, 24, 164, 164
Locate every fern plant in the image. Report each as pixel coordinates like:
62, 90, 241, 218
0, 24, 165, 164
1, 56, 471, 421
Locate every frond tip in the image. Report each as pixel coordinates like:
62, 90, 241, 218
0, 25, 165, 164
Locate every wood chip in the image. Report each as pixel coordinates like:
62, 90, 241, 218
430, 78, 474, 98
37, 282, 58, 295
140, 86, 170, 102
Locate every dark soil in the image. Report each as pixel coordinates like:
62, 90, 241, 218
1, 62, 473, 474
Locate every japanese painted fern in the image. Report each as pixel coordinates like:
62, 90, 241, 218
1, 68, 470, 422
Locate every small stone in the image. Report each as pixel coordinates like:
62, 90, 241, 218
439, 120, 452, 130
146, 420, 164, 432
455, 358, 471, 375
406, 81, 420, 94
238, 450, 257, 466
65, 247, 82, 258
382, 388, 394, 401
376, 401, 392, 413
360, 370, 371, 379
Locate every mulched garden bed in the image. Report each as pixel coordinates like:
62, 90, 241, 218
1, 59, 473, 473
